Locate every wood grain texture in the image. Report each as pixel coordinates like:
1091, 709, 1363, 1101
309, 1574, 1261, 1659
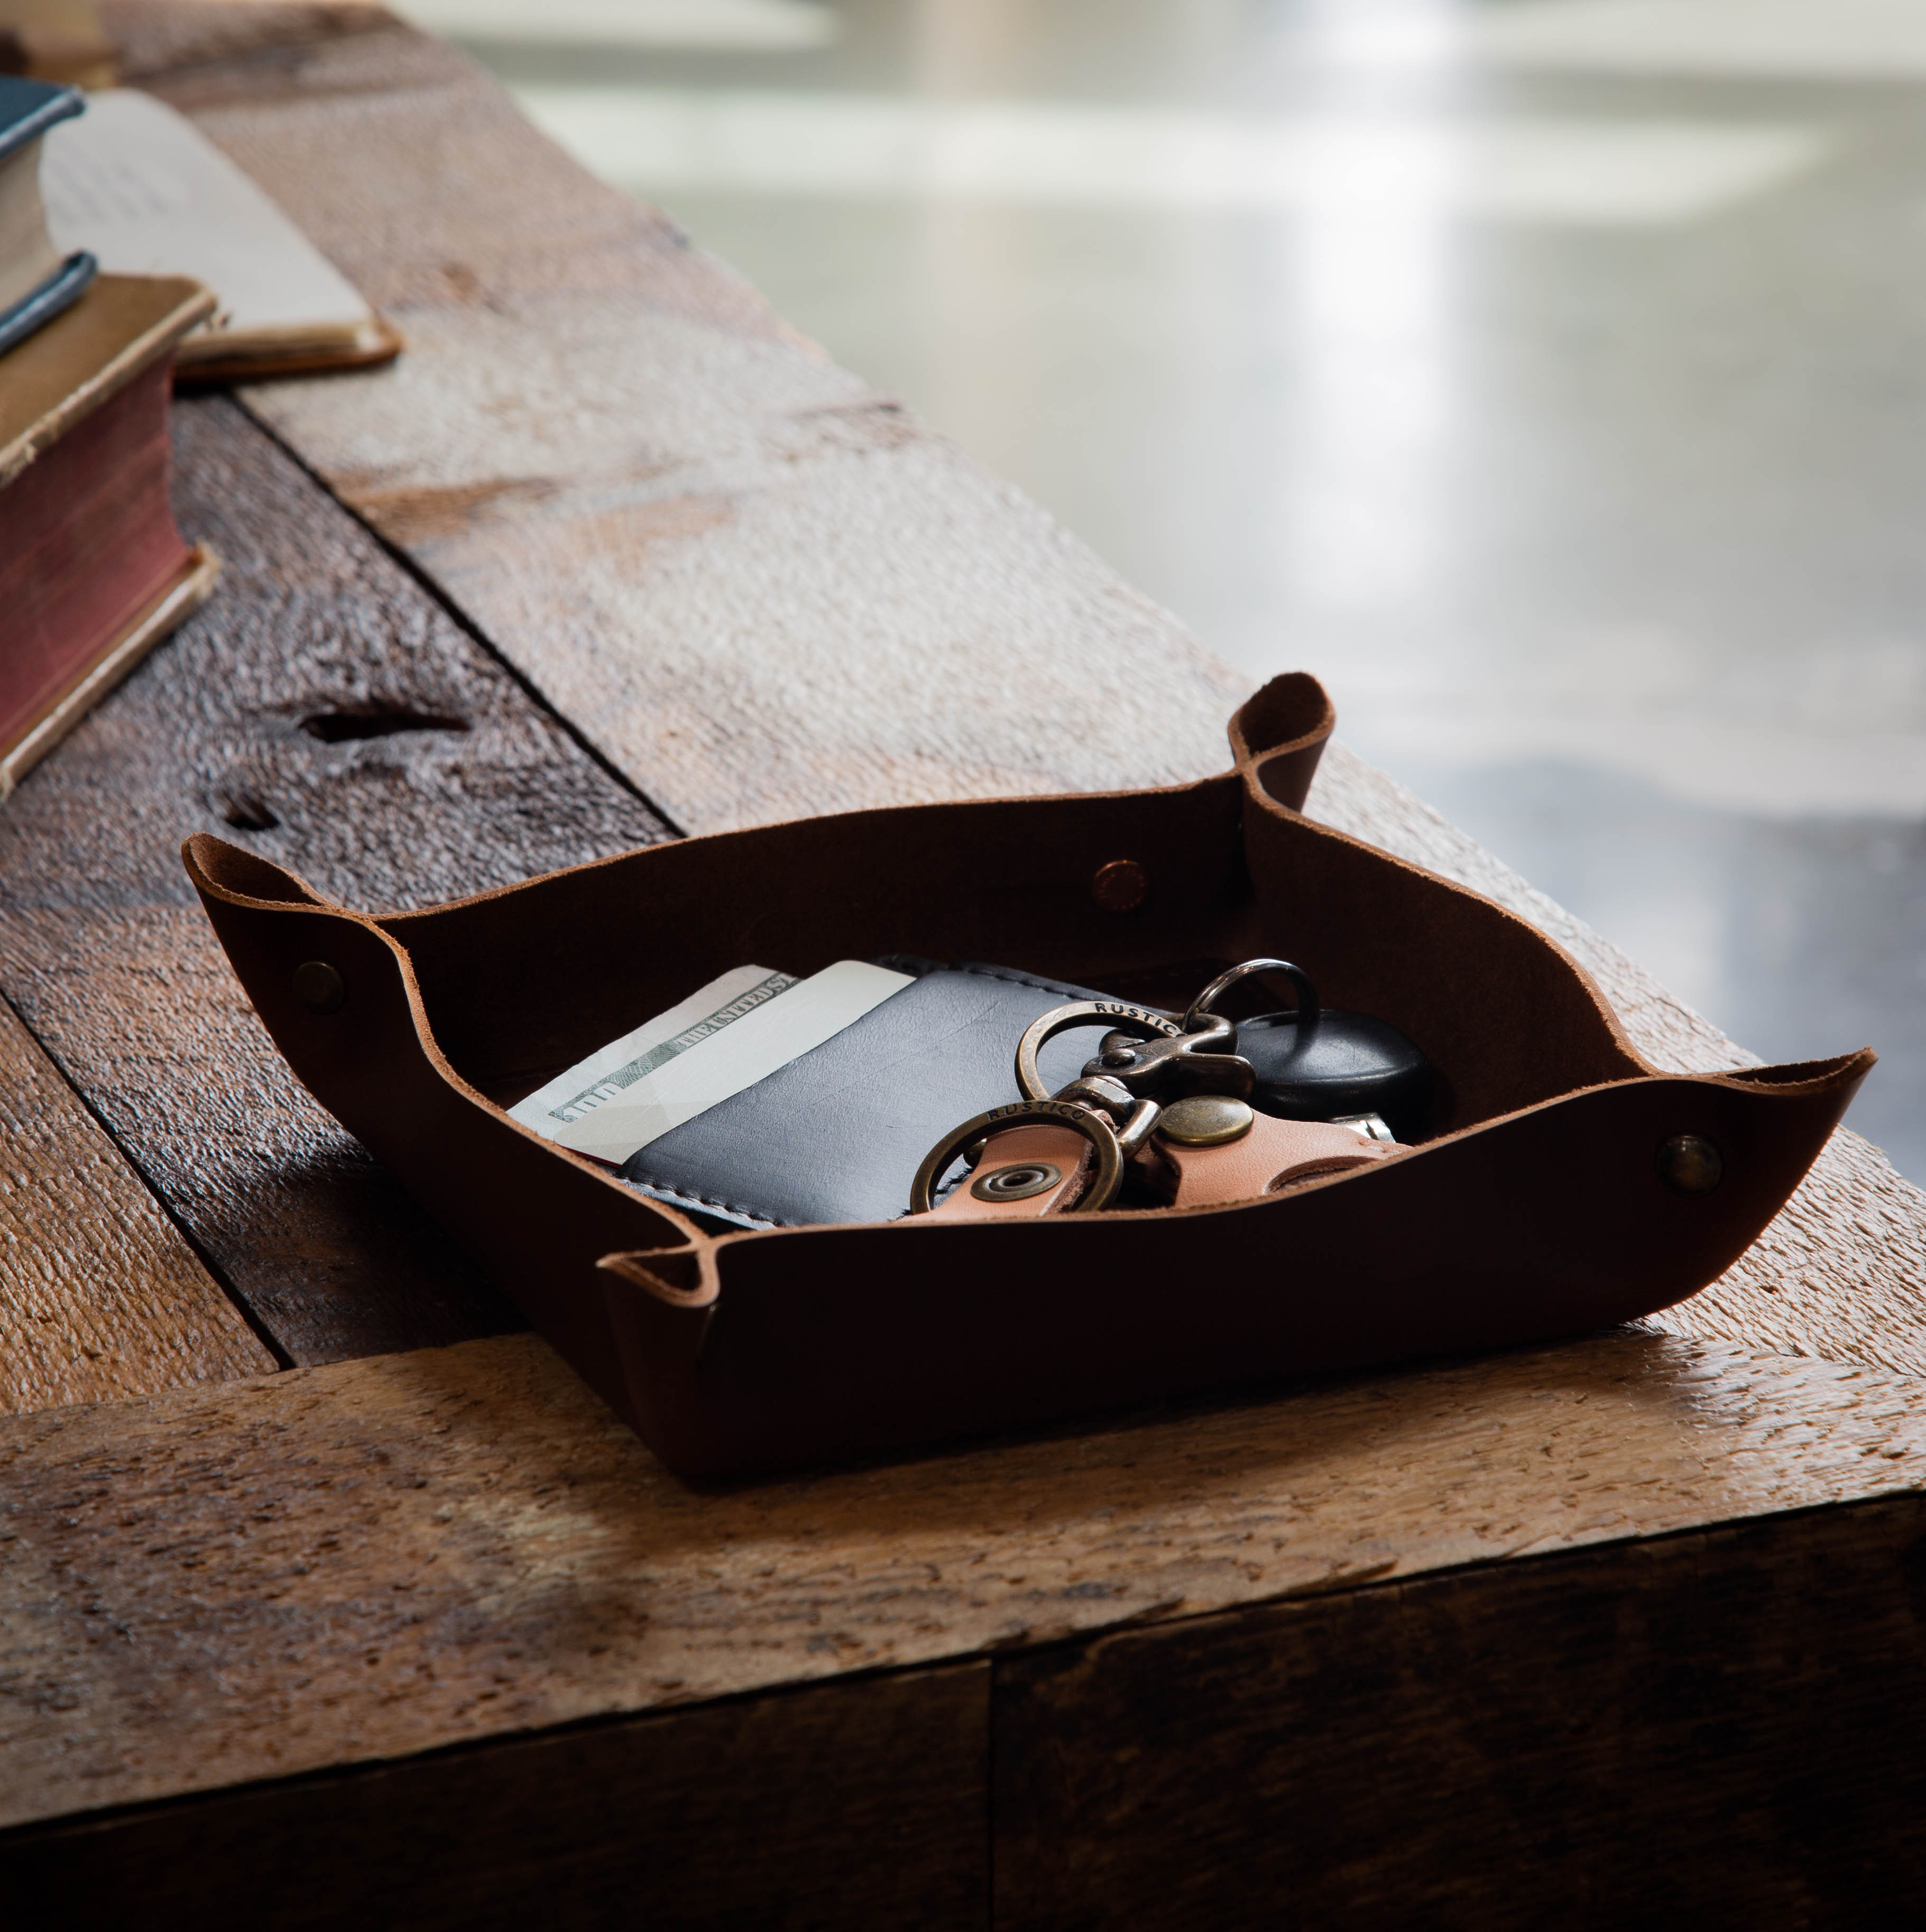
992, 1499, 1926, 1927
1308, 745, 1926, 1376
143, 23, 797, 333
0, 905, 522, 1367
145, 15, 1926, 1383
123, 28, 1248, 835
0, 396, 673, 1368
245, 294, 1246, 832
101, 0, 393, 86
0, 19, 1903, 1910
0, 996, 272, 1412
0, 1663, 989, 1932
5, 1323, 1926, 1828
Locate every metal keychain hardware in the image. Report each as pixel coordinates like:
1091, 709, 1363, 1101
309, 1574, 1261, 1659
910, 1013, 1171, 1216
1183, 958, 1319, 1035
1015, 1000, 1252, 1106
970, 1160, 1062, 1202
909, 961, 1320, 1217
909, 1097, 1129, 1215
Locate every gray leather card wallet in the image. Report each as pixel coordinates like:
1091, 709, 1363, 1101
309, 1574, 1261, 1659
619, 961, 1130, 1229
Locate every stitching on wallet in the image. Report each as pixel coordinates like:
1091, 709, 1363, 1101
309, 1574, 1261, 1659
956, 963, 1089, 997
625, 1174, 780, 1229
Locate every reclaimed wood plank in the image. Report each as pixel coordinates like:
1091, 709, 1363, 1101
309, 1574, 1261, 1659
8, 15, 1907, 1916
0, 395, 672, 1367
0, 905, 523, 1368
4, 1323, 1926, 1828
99, 0, 395, 84
0, 996, 273, 1412
130, 18, 1926, 1384
126, 15, 793, 337
992, 1499, 1926, 1926
121, 26, 1246, 836
241, 289, 1247, 830
0, 1663, 989, 1932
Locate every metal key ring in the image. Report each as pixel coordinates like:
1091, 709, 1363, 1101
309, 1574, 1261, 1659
1015, 1000, 1183, 1103
909, 1099, 1126, 1215
1183, 959, 1320, 1034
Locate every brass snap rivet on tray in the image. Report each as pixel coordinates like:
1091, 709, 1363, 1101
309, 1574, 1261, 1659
1092, 859, 1149, 914
1158, 1095, 1255, 1147
292, 960, 346, 1014
970, 1161, 1064, 1202
1657, 1133, 1722, 1196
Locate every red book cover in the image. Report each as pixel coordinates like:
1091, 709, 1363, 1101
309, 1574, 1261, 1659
0, 273, 218, 791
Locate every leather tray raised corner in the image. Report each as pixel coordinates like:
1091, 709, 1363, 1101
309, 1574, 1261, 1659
183, 675, 1871, 1475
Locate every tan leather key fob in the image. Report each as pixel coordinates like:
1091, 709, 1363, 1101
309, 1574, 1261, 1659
916, 1123, 1098, 1220
1129, 1098, 1400, 1209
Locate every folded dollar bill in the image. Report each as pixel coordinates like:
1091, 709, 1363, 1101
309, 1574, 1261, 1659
509, 960, 912, 1166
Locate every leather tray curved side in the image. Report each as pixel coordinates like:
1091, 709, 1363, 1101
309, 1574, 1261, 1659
181, 834, 709, 1439
181, 677, 1873, 1475
603, 1049, 1866, 1470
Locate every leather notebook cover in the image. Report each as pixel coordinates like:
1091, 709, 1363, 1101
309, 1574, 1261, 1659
620, 962, 1135, 1228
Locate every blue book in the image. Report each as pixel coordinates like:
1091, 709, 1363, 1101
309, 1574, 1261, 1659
0, 76, 96, 357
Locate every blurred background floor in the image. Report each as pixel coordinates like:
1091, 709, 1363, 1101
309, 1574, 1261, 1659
398, 0, 1926, 1181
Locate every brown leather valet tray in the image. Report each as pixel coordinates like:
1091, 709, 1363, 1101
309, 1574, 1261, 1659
185, 675, 1871, 1475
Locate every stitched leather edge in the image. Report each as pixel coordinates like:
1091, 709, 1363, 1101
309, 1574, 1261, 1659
619, 1176, 780, 1232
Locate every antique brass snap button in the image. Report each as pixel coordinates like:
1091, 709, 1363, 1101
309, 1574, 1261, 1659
971, 1161, 1064, 1202
1657, 1133, 1722, 1196
293, 960, 346, 1014
1091, 859, 1149, 913
1157, 1094, 1255, 1146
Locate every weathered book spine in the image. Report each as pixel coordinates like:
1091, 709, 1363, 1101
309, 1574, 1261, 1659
0, 330, 214, 788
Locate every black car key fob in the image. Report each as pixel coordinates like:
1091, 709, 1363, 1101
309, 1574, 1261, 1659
1177, 959, 1433, 1142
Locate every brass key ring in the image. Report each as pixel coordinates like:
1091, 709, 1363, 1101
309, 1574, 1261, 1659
909, 1099, 1127, 1216
1014, 1000, 1183, 1103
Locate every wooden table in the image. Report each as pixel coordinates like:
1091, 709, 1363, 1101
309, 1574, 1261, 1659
4, 6, 1926, 1922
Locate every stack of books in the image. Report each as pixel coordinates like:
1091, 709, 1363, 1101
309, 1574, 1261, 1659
0, 70, 399, 797
0, 74, 215, 798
